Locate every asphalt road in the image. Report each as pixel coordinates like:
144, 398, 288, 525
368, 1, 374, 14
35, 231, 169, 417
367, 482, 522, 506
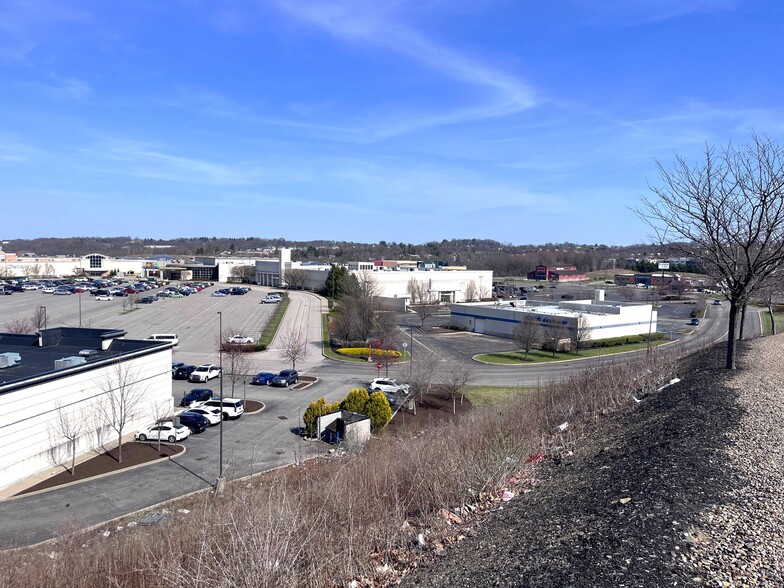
0, 283, 760, 548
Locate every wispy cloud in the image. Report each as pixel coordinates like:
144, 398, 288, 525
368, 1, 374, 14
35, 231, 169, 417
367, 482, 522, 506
568, 0, 741, 26
87, 140, 272, 186
271, 0, 536, 133
19, 74, 92, 100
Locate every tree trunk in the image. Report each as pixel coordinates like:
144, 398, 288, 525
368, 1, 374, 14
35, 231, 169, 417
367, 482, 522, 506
769, 305, 777, 335
71, 442, 77, 475
738, 303, 747, 340
726, 303, 739, 370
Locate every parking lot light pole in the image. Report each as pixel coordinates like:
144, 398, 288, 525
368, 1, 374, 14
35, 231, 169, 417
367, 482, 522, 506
409, 326, 414, 379
217, 311, 224, 489
41, 306, 46, 330
78, 292, 82, 327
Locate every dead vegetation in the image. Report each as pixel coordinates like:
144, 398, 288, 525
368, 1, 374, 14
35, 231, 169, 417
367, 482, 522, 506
1, 350, 677, 588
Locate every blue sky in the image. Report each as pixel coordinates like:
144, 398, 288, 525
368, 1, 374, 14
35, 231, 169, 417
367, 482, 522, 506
1, 0, 782, 245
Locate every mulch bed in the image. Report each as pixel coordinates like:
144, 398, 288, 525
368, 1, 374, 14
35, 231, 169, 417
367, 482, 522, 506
15, 402, 265, 497
381, 388, 473, 438
17, 443, 184, 496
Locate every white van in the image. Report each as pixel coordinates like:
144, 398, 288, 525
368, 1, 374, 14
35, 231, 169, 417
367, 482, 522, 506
145, 333, 179, 346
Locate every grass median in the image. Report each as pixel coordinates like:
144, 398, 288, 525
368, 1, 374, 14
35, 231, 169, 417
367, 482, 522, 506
475, 340, 669, 364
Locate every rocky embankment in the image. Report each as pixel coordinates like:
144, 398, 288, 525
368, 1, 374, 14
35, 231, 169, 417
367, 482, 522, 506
401, 338, 784, 587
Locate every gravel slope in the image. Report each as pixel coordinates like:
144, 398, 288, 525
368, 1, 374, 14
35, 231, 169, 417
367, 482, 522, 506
400, 338, 784, 587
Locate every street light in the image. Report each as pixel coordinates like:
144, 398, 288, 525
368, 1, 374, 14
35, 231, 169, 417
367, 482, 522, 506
40, 306, 46, 330
647, 290, 656, 354
217, 311, 224, 486
409, 326, 414, 378
78, 291, 82, 327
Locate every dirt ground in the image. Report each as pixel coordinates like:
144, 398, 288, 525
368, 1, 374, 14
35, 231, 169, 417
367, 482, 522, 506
16, 399, 265, 496
381, 388, 473, 438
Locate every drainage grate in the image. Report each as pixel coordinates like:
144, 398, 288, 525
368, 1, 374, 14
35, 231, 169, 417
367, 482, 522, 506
278, 415, 288, 420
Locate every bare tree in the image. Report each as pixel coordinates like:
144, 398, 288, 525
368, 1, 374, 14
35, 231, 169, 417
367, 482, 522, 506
4, 318, 33, 333
406, 277, 429, 304
512, 315, 541, 360
148, 398, 174, 452
571, 314, 592, 355
48, 402, 87, 475
283, 268, 308, 290
230, 264, 256, 284
407, 348, 441, 415
223, 343, 253, 399
438, 360, 474, 415
543, 321, 570, 358
96, 362, 146, 463
411, 299, 441, 327
44, 263, 55, 277
31, 307, 47, 331
638, 134, 784, 369
372, 312, 400, 376
463, 280, 479, 302
279, 328, 309, 370
352, 271, 378, 299
756, 275, 784, 335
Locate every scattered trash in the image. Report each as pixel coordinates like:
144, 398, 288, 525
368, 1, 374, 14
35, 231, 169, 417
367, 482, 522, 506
417, 533, 426, 547
177, 509, 190, 515
47, 551, 59, 560
618, 497, 632, 505
127, 521, 138, 528
439, 509, 463, 525
115, 526, 123, 532
657, 378, 681, 392
502, 490, 514, 502
631, 395, 642, 403
139, 512, 171, 526
557, 422, 569, 432
526, 452, 545, 464
101, 530, 111, 538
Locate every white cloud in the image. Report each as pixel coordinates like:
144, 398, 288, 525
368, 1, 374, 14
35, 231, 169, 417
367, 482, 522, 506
271, 0, 536, 133
567, 0, 740, 25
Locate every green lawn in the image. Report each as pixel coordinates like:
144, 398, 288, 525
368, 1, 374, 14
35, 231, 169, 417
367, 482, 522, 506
462, 385, 538, 406
761, 312, 784, 336
257, 296, 290, 349
475, 340, 668, 365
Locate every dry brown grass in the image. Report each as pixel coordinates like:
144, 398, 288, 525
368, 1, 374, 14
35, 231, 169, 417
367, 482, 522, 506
1, 350, 678, 588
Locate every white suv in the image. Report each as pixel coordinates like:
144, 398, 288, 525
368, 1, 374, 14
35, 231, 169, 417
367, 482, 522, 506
189, 364, 221, 382
193, 397, 245, 420
369, 378, 410, 395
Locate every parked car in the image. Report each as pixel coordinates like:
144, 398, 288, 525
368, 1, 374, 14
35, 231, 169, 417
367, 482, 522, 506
180, 388, 213, 407
95, 294, 114, 301
184, 406, 222, 426
369, 378, 410, 396
173, 365, 198, 380
690, 318, 701, 326
189, 364, 221, 383
138, 296, 156, 304
172, 361, 186, 375
211, 290, 228, 298
53, 288, 72, 295
146, 333, 179, 345
227, 335, 255, 345
177, 411, 211, 434
714, 299, 722, 305
135, 422, 190, 443
251, 371, 276, 385
270, 369, 299, 387
193, 397, 245, 420
41, 286, 56, 293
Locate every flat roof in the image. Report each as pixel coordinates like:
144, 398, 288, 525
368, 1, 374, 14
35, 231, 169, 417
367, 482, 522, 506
0, 327, 171, 393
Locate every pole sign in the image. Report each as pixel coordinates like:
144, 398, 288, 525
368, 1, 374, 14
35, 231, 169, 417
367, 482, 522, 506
657, 262, 670, 270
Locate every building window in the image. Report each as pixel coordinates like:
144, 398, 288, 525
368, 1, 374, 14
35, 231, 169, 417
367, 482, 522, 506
88, 255, 103, 269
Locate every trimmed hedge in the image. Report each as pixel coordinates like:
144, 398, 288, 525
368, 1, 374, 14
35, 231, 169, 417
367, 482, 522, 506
336, 347, 402, 359
585, 333, 664, 349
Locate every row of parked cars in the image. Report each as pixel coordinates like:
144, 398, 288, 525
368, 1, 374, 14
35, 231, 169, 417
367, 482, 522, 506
211, 287, 251, 297
135, 393, 246, 442
250, 369, 299, 387
172, 362, 222, 382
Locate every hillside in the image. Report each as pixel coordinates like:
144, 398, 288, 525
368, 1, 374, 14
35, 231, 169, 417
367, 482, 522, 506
400, 338, 784, 587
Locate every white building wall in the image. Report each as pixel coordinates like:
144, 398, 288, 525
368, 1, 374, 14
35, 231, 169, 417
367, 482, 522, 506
450, 301, 656, 341
0, 349, 173, 492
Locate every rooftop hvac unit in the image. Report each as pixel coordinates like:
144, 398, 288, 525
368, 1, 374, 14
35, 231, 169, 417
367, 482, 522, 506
54, 356, 87, 370
0, 352, 21, 369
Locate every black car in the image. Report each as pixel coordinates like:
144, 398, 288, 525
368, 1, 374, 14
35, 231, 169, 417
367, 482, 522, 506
270, 369, 299, 387
177, 412, 210, 434
173, 365, 198, 380
180, 388, 213, 406
138, 296, 156, 304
